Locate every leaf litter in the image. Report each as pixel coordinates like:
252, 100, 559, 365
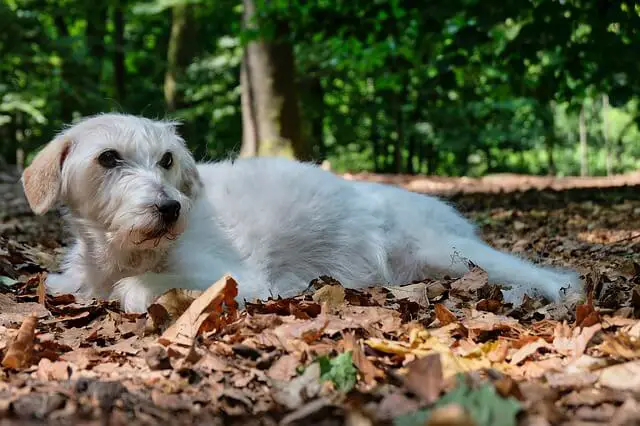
1, 174, 640, 425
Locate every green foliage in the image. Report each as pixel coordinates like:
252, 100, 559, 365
316, 351, 357, 393
1, 0, 639, 176
394, 376, 521, 426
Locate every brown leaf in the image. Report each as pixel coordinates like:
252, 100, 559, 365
312, 284, 345, 313
98, 336, 141, 355
462, 310, 522, 335
144, 345, 172, 371
271, 362, 322, 410
486, 340, 509, 363
267, 354, 300, 381
0, 293, 49, 326
2, 313, 38, 369
597, 332, 640, 359
509, 339, 550, 365
475, 299, 502, 313
343, 332, 383, 386
552, 323, 602, 359
246, 299, 322, 318
435, 303, 458, 325
598, 360, 640, 391
150, 288, 203, 320
376, 393, 421, 421
450, 266, 489, 294
426, 403, 475, 426
159, 275, 238, 347
36, 274, 46, 305
403, 353, 443, 404
576, 301, 601, 328
385, 283, 430, 308
36, 358, 72, 381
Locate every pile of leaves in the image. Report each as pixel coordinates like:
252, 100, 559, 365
1, 176, 640, 425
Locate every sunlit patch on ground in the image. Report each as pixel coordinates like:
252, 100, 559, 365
577, 229, 640, 245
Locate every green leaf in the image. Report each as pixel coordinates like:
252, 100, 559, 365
316, 351, 357, 393
0, 276, 19, 287
394, 376, 521, 426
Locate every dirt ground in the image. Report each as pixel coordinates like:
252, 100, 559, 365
1, 169, 640, 426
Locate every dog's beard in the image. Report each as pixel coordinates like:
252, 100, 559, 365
132, 225, 179, 247
109, 215, 187, 250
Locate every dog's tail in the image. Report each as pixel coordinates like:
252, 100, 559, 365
420, 234, 583, 304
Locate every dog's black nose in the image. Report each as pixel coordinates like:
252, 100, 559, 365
157, 200, 181, 223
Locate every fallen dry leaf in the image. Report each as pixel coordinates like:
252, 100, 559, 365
271, 362, 323, 410
435, 303, 458, 325
552, 323, 602, 360
267, 354, 300, 381
2, 313, 38, 369
0, 293, 49, 326
159, 275, 238, 347
427, 403, 476, 426
312, 284, 346, 313
509, 339, 551, 365
450, 265, 489, 295
343, 332, 383, 386
403, 353, 443, 403
2, 173, 640, 425
147, 288, 204, 332
36, 358, 72, 381
598, 360, 640, 392
385, 282, 430, 308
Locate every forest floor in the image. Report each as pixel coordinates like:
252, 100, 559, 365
1, 169, 640, 426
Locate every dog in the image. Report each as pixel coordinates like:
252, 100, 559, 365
21, 113, 582, 312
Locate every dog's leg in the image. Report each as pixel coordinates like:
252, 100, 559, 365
417, 233, 583, 303
110, 273, 190, 313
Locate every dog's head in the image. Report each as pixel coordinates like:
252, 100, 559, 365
22, 113, 203, 249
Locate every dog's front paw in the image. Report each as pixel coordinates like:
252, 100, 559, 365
110, 276, 155, 313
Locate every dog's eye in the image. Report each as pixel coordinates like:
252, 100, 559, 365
159, 152, 173, 169
97, 150, 122, 168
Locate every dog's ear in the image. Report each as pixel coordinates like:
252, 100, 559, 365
21, 137, 71, 215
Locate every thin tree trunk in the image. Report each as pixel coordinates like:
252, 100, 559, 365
164, 3, 196, 112
371, 109, 380, 172
53, 15, 74, 122
602, 94, 612, 175
240, 52, 259, 156
542, 102, 557, 175
113, 0, 126, 102
15, 112, 24, 172
579, 103, 588, 176
240, 0, 309, 160
85, 3, 108, 85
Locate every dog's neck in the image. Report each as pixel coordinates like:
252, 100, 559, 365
65, 214, 168, 278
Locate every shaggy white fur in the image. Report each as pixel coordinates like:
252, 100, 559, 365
21, 113, 582, 312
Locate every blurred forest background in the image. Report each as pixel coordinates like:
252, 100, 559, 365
0, 0, 639, 177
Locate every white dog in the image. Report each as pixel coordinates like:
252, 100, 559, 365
21, 113, 581, 312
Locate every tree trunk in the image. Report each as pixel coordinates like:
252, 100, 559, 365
85, 2, 108, 86
371, 109, 380, 172
240, 0, 310, 160
299, 76, 325, 162
393, 97, 403, 174
579, 103, 588, 176
240, 51, 259, 157
541, 103, 556, 175
113, 0, 126, 103
53, 15, 74, 122
164, 3, 196, 112
602, 94, 612, 175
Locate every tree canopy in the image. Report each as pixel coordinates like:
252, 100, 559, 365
1, 0, 639, 176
